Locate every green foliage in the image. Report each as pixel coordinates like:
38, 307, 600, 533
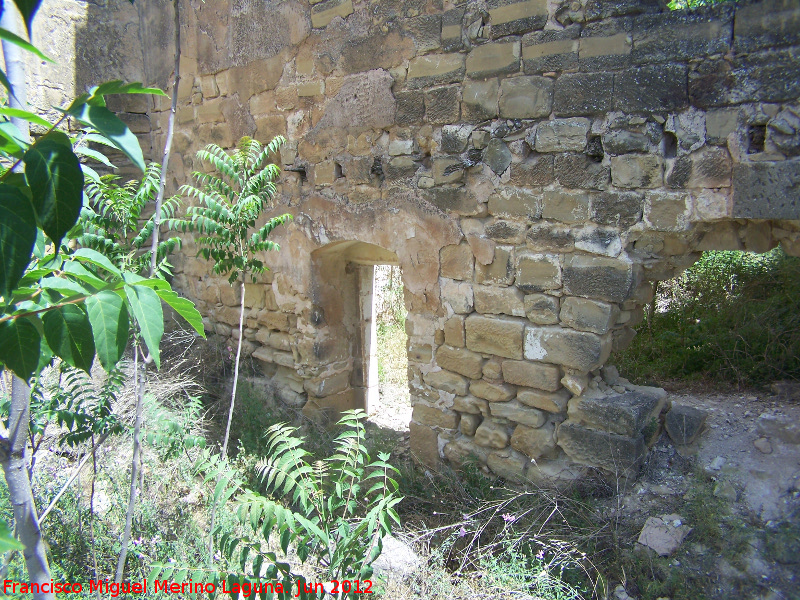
667, 0, 734, 9
617, 248, 800, 387
146, 395, 207, 460
171, 136, 292, 284
155, 410, 403, 598
79, 163, 182, 278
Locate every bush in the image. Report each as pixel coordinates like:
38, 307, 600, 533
617, 248, 800, 387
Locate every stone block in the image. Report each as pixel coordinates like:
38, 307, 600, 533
734, 0, 800, 53
465, 315, 525, 360
611, 155, 663, 189
444, 316, 466, 347
632, 12, 732, 64
483, 138, 513, 175
268, 331, 292, 352
645, 191, 690, 231
404, 13, 442, 52
424, 85, 460, 124
461, 413, 483, 436
534, 118, 590, 153
485, 219, 526, 244
524, 294, 560, 325
440, 278, 474, 314
579, 32, 631, 69
303, 371, 350, 398
423, 369, 469, 396
487, 449, 529, 481
569, 390, 663, 437
560, 297, 619, 335
474, 285, 526, 317
517, 388, 570, 413
444, 436, 488, 467
511, 422, 556, 458
488, 188, 542, 219
491, 399, 546, 428
413, 404, 460, 429
385, 156, 418, 182
563, 255, 636, 303
474, 419, 510, 448
558, 421, 646, 473
436, 345, 485, 379
407, 54, 466, 89
732, 162, 800, 219
433, 157, 464, 185
471, 380, 517, 403
615, 64, 688, 113
668, 147, 732, 190
525, 326, 612, 372
554, 153, 610, 190
442, 7, 466, 51
522, 26, 579, 74
515, 252, 561, 293
424, 187, 480, 215
488, 0, 548, 38
410, 421, 440, 467
409, 344, 433, 364
442, 125, 473, 154
498, 76, 553, 119
453, 395, 490, 415
462, 78, 499, 122
389, 139, 415, 156
553, 72, 613, 116
475, 246, 514, 285
441, 244, 474, 281
257, 310, 290, 331
592, 191, 643, 228
664, 404, 707, 445
705, 108, 738, 144
502, 360, 561, 391
526, 223, 575, 253
297, 81, 325, 97
602, 130, 650, 155
541, 190, 591, 223
466, 41, 521, 79
395, 90, 425, 125
310, 0, 354, 28
509, 155, 554, 187
314, 160, 338, 186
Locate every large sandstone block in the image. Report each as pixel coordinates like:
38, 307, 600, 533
471, 379, 516, 402
453, 394, 490, 415
423, 369, 469, 396
444, 437, 488, 467
474, 285, 526, 317
407, 53, 466, 89
462, 78, 499, 122
732, 162, 800, 220
534, 118, 590, 153
567, 391, 664, 438
488, 0, 548, 38
413, 404, 460, 429
488, 187, 542, 219
515, 252, 561, 293
499, 76, 553, 119
440, 278, 474, 314
611, 154, 663, 189
444, 316, 466, 347
410, 421, 440, 467
615, 64, 688, 113
474, 419, 510, 448
560, 297, 619, 335
467, 41, 521, 79
555, 153, 610, 190
511, 421, 556, 458
524, 293, 560, 325
525, 224, 575, 253
509, 155, 554, 187
502, 360, 561, 391
475, 245, 514, 285
522, 26, 579, 74
491, 399, 546, 428
487, 450, 529, 481
558, 421, 645, 474
517, 388, 571, 413
541, 190, 591, 223
592, 191, 643, 228
524, 326, 612, 372
465, 315, 525, 359
553, 72, 613, 116
562, 255, 637, 303
436, 345, 485, 379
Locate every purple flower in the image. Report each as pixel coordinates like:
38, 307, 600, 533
501, 513, 516, 523
458, 526, 467, 538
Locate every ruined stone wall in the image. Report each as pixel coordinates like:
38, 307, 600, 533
73, 0, 800, 479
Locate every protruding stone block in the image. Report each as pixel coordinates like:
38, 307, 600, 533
558, 422, 646, 473
491, 400, 546, 428
471, 379, 516, 402
502, 360, 561, 391
465, 315, 525, 360
423, 369, 469, 396
413, 404, 460, 429
534, 118, 590, 153
499, 76, 553, 119
524, 326, 612, 372
474, 285, 526, 317
436, 345, 485, 379
467, 41, 521, 79
474, 419, 510, 448
461, 413, 483, 436
562, 255, 637, 303
511, 421, 556, 458
517, 388, 571, 413
560, 297, 619, 335
524, 294, 560, 325
664, 404, 707, 445
453, 395, 490, 415
567, 391, 665, 438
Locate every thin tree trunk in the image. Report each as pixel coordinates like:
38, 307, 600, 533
117, 0, 181, 582
0, 7, 54, 598
208, 279, 246, 560
0, 378, 53, 600
149, 0, 180, 277
115, 347, 145, 583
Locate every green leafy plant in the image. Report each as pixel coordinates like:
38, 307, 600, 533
152, 410, 403, 599
169, 135, 291, 558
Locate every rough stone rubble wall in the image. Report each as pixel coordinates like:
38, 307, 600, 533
78, 0, 800, 479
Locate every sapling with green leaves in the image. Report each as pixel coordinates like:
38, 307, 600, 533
170, 135, 292, 558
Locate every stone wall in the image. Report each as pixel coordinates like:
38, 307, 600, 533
65, 0, 800, 480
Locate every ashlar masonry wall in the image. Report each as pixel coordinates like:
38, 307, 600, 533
74, 0, 800, 480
